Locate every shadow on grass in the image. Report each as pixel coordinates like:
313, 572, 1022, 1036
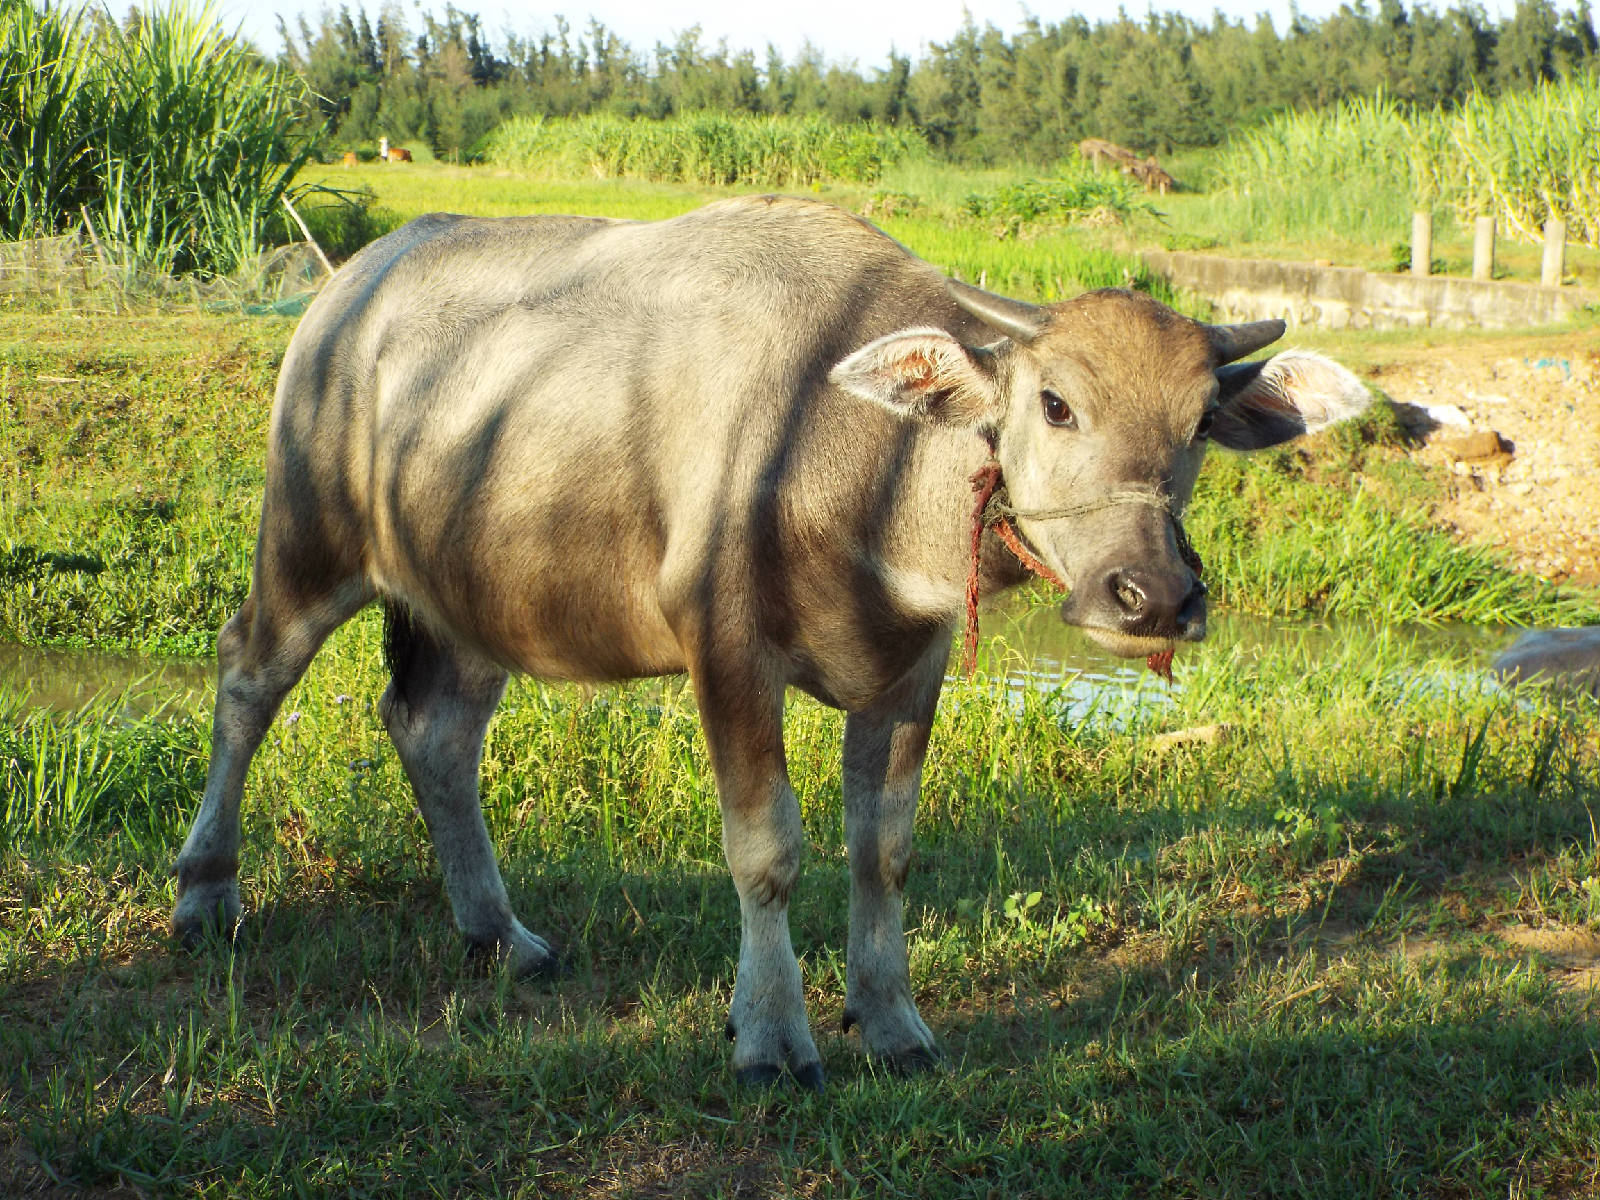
4, 748, 1600, 1195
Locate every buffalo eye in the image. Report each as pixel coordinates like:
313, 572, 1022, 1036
1041, 389, 1075, 428
1194, 408, 1217, 442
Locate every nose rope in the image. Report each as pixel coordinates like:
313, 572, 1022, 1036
985, 488, 1179, 526
962, 456, 1204, 680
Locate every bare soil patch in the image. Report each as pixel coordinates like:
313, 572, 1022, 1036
1368, 333, 1600, 586
1499, 924, 1600, 995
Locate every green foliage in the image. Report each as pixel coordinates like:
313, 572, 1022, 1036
1209, 74, 1600, 249
280, 1, 1600, 167
1185, 411, 1600, 626
1441, 73, 1600, 245
483, 112, 925, 186
960, 167, 1156, 234
0, 0, 320, 277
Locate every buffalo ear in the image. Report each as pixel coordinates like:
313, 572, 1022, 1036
830, 327, 1001, 427
1211, 349, 1370, 451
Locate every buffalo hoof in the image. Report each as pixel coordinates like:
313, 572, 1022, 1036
169, 879, 241, 952
733, 1061, 826, 1093
465, 925, 563, 980
878, 1045, 945, 1076
842, 995, 940, 1070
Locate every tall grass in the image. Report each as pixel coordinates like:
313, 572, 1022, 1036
482, 111, 925, 187
1204, 95, 1417, 245
1210, 75, 1600, 249
0, 0, 317, 277
1438, 79, 1600, 246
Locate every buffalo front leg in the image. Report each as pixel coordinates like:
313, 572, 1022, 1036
173, 581, 370, 944
840, 640, 946, 1070
693, 663, 822, 1091
379, 615, 556, 977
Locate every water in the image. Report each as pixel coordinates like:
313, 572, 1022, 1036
971, 601, 1509, 722
0, 641, 212, 718
0, 607, 1514, 721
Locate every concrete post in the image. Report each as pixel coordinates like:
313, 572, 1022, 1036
1542, 218, 1567, 287
1472, 216, 1496, 282
1410, 211, 1433, 278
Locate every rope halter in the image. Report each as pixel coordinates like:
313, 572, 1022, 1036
961, 453, 1203, 680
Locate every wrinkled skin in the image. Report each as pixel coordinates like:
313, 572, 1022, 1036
172, 196, 1369, 1089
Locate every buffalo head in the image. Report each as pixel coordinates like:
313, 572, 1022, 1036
830, 282, 1370, 657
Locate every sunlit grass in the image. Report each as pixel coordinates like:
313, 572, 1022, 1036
2, 603, 1598, 1194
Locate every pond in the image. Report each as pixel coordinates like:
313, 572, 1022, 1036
0, 603, 1516, 722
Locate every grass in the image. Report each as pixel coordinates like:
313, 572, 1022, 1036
482, 112, 926, 187
0, 0, 317, 280
5, 167, 1600, 1196
2, 596, 1598, 1194
1134, 79, 1600, 285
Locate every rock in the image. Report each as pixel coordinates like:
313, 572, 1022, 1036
1436, 430, 1513, 466
1492, 628, 1600, 699
1423, 403, 1472, 429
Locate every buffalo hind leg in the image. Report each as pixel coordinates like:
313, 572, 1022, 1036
172, 578, 372, 944
379, 607, 556, 976
840, 639, 946, 1071
692, 658, 822, 1091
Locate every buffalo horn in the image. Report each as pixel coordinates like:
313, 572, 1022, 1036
1208, 319, 1286, 364
946, 278, 1051, 344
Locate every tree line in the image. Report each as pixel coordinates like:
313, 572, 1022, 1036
276, 0, 1600, 162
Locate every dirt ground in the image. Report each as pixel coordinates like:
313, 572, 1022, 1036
1365, 331, 1600, 587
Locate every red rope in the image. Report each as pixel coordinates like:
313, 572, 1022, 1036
992, 519, 1066, 589
963, 461, 1003, 676
963, 460, 1197, 682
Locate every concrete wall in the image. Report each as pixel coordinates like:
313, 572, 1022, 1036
1141, 250, 1598, 330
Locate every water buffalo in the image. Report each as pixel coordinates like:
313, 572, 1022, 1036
172, 195, 1369, 1088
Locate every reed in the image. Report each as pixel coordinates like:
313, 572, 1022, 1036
1208, 75, 1600, 249
0, 0, 317, 278
482, 111, 925, 187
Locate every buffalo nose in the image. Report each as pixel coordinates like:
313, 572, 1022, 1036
1104, 568, 1204, 636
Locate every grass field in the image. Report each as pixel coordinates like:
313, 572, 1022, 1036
303, 156, 1600, 296
4, 171, 1600, 1196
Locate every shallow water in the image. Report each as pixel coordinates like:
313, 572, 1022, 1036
973, 602, 1510, 722
0, 607, 1514, 721
0, 641, 212, 718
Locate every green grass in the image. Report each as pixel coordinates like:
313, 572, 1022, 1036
3, 596, 1598, 1194
1126, 80, 1600, 284
5, 171, 1600, 1197
482, 112, 926, 187
0, 0, 317, 279
297, 161, 1195, 308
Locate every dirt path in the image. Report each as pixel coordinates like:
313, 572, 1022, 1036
1366, 332, 1600, 587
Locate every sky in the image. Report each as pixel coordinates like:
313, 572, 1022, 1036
225, 0, 1523, 68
